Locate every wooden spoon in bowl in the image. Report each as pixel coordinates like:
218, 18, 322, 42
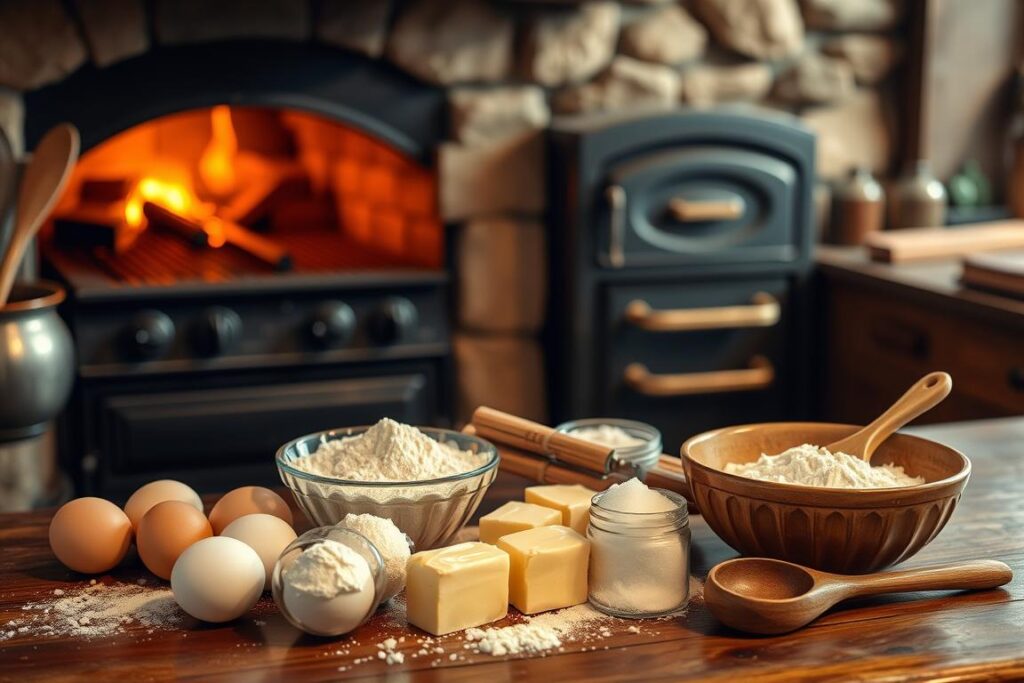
705, 556, 1012, 635
0, 123, 80, 307
825, 371, 952, 462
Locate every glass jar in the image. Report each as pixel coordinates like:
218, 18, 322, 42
555, 418, 662, 476
586, 488, 690, 618
272, 526, 387, 636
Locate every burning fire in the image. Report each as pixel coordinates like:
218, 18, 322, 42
124, 177, 194, 228
198, 105, 239, 198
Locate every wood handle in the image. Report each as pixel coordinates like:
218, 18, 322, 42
668, 197, 744, 222
625, 292, 780, 332
624, 356, 774, 397
462, 424, 621, 490
844, 560, 1013, 598
470, 406, 617, 474
826, 371, 952, 461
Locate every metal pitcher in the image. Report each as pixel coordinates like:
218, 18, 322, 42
0, 280, 74, 441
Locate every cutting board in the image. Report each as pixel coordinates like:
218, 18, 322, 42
962, 250, 1024, 298
866, 221, 1024, 263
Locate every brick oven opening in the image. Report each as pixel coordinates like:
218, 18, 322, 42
45, 105, 443, 286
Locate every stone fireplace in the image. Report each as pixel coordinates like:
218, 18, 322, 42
0, 0, 906, 437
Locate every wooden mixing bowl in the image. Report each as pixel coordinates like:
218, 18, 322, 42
681, 423, 971, 574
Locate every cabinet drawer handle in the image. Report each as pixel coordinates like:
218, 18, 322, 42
625, 292, 780, 332
668, 197, 745, 222
606, 184, 626, 269
624, 356, 774, 397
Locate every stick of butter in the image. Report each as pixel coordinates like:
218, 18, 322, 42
524, 484, 597, 534
406, 542, 509, 636
479, 501, 561, 544
498, 525, 590, 614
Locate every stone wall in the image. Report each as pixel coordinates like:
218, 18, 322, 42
0, 0, 906, 423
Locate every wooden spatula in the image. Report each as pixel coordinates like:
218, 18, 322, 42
825, 371, 952, 462
0, 123, 79, 307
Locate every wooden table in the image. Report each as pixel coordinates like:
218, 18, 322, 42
2, 418, 1023, 682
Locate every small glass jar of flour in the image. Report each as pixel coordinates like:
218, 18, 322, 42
272, 526, 387, 636
587, 479, 690, 618
555, 418, 662, 476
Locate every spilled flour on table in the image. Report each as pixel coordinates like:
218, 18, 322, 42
1, 579, 183, 640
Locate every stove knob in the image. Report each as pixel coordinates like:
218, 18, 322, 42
307, 301, 356, 349
368, 297, 418, 345
123, 310, 175, 360
193, 306, 242, 357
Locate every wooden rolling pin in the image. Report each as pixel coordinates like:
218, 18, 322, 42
470, 406, 618, 474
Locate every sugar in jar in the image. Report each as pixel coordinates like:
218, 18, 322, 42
587, 478, 690, 618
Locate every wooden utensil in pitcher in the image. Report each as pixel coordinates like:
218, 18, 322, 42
0, 123, 80, 307
705, 556, 1012, 635
826, 371, 952, 461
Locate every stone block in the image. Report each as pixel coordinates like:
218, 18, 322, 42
555, 55, 679, 115
388, 0, 514, 85
316, 0, 392, 58
457, 217, 546, 334
801, 0, 904, 31
439, 132, 545, 221
693, 0, 804, 60
521, 2, 620, 87
155, 0, 310, 44
679, 63, 773, 107
822, 34, 902, 85
73, 0, 149, 67
449, 86, 550, 147
0, 0, 87, 90
619, 4, 707, 65
801, 88, 891, 180
454, 334, 547, 425
774, 53, 855, 105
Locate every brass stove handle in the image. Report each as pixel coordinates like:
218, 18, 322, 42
625, 292, 780, 332
668, 197, 744, 222
624, 356, 774, 397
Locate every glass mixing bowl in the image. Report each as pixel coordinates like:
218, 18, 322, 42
276, 426, 499, 550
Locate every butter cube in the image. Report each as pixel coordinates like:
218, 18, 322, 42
524, 484, 597, 534
498, 525, 590, 614
479, 501, 561, 544
406, 542, 509, 636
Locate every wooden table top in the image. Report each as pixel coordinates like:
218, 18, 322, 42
2, 418, 1023, 682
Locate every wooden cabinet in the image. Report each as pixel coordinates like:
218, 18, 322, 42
820, 249, 1024, 424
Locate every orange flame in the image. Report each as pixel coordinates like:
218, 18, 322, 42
198, 105, 238, 198
124, 177, 194, 228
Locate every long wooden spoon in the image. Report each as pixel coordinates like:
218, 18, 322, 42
705, 556, 1012, 635
825, 371, 952, 462
0, 123, 80, 307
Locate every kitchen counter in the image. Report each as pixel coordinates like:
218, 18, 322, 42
2, 418, 1023, 681
816, 245, 1024, 331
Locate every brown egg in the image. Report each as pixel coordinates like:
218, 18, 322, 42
136, 500, 213, 580
49, 497, 133, 574
208, 486, 293, 535
124, 479, 203, 530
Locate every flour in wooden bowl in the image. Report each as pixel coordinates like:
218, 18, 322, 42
724, 444, 924, 488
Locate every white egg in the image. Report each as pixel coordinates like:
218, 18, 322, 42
282, 558, 375, 635
221, 513, 297, 589
171, 536, 264, 623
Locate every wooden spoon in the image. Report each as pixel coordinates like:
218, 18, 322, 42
825, 371, 952, 462
0, 123, 80, 307
705, 556, 1012, 635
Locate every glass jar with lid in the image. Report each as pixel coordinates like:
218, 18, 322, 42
554, 417, 662, 476
587, 488, 690, 618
